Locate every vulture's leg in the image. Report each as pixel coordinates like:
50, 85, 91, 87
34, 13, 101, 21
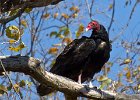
87, 78, 94, 88
78, 70, 83, 84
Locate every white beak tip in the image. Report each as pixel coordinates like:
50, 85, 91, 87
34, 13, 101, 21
85, 28, 89, 32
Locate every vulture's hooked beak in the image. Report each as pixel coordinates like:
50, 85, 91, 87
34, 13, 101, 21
85, 28, 89, 32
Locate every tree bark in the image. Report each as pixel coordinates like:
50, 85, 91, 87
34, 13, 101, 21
0, 0, 64, 24
0, 55, 140, 100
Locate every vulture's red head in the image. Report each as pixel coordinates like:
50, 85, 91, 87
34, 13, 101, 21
86, 20, 100, 32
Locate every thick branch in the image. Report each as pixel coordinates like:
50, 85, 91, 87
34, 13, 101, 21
0, 56, 140, 100
0, 0, 63, 24
0, 4, 27, 24
0, 0, 64, 13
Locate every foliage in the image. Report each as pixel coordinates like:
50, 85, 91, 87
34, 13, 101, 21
0, 0, 140, 99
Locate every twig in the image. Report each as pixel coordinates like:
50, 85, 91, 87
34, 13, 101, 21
0, 59, 22, 100
108, 0, 115, 34
85, 0, 92, 20
0, 4, 27, 24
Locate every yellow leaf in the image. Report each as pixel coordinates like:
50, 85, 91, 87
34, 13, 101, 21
13, 84, 20, 92
0, 85, 7, 94
78, 24, 84, 32
124, 67, 129, 71
76, 24, 84, 38
9, 39, 17, 44
6, 25, 21, 41
48, 47, 58, 54
70, 6, 79, 12
118, 73, 123, 77
72, 13, 78, 18
53, 13, 59, 18
61, 13, 69, 19
126, 70, 131, 79
9, 42, 26, 52
138, 84, 140, 90
62, 38, 72, 44
120, 58, 132, 66
108, 4, 113, 11
21, 20, 27, 28
124, 59, 132, 64
97, 75, 108, 82
42, 13, 50, 19
106, 67, 110, 73
53, 43, 62, 47
138, 65, 140, 71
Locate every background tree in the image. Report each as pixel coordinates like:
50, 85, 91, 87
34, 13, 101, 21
0, 0, 140, 99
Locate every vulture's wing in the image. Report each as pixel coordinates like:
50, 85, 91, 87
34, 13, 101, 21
50, 37, 96, 76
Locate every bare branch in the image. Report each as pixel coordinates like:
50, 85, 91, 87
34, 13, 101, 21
108, 0, 115, 33
0, 59, 22, 100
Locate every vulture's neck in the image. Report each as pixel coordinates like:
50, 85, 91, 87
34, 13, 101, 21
90, 25, 109, 43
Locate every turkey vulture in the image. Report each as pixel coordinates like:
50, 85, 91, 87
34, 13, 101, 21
37, 20, 112, 96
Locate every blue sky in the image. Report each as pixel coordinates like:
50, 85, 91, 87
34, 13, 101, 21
0, 0, 140, 99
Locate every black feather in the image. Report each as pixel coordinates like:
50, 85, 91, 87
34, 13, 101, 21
37, 23, 111, 96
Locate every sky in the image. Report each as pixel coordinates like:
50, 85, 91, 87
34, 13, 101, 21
0, 0, 140, 99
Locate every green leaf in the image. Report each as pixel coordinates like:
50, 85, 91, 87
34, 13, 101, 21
59, 26, 67, 33
99, 78, 112, 89
6, 25, 21, 40
0, 85, 7, 95
24, 8, 32, 13
50, 60, 56, 68
9, 9, 19, 16
25, 81, 32, 88
7, 84, 12, 91
63, 28, 70, 36
56, 33, 64, 39
9, 42, 26, 52
97, 75, 108, 82
107, 62, 113, 67
19, 80, 26, 87
58, 26, 70, 37
50, 31, 58, 37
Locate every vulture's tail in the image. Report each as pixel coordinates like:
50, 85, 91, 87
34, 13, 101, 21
37, 84, 55, 96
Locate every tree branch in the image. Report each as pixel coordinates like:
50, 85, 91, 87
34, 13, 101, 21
0, 0, 64, 24
0, 4, 27, 24
0, 55, 140, 100
0, 0, 64, 13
